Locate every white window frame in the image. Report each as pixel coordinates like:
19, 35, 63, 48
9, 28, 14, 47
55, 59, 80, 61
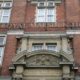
4, 2, 12, 7
37, 9, 45, 22
46, 45, 57, 51
0, 1, 12, 23
1, 9, 10, 23
0, 47, 4, 65
47, 8, 54, 22
0, 3, 3, 8
37, 8, 55, 22
0, 37, 5, 45
33, 45, 43, 51
37, 1, 55, 22
47, 1, 54, 6
0, 36, 6, 67
38, 2, 45, 6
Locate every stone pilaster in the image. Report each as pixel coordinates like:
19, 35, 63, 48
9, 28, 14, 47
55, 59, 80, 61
21, 37, 28, 51
62, 65, 70, 80
62, 37, 68, 53
15, 65, 24, 80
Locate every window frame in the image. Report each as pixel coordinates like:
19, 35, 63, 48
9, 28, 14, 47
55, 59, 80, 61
37, 8, 45, 22
0, 1, 12, 23
0, 47, 4, 65
1, 9, 11, 23
0, 3, 3, 8
36, 1, 56, 23
32, 44, 43, 51
0, 36, 6, 67
4, 2, 12, 7
38, 1, 45, 7
47, 1, 54, 6
46, 8, 54, 22
46, 44, 57, 51
0, 37, 5, 45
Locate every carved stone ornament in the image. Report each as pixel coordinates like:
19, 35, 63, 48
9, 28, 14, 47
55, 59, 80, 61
16, 47, 21, 54
67, 44, 72, 54
26, 54, 61, 66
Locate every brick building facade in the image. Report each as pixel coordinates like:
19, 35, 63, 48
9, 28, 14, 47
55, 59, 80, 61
0, 0, 80, 80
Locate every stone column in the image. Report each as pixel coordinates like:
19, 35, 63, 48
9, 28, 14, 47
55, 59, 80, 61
62, 65, 70, 80
21, 37, 28, 52
16, 65, 24, 74
43, 43, 46, 50
62, 36, 68, 53
15, 65, 24, 80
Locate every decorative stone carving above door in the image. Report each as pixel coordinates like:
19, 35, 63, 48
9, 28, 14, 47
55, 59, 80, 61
26, 54, 61, 66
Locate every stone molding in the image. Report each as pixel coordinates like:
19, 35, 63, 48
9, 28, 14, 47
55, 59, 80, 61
66, 30, 80, 34
12, 50, 74, 63
7, 30, 24, 35
12, 50, 27, 62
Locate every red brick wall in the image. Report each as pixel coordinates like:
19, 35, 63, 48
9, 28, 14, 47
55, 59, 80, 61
10, 0, 27, 23
0, 35, 17, 76
73, 35, 80, 76
65, 0, 80, 22
0, 0, 80, 76
56, 0, 66, 22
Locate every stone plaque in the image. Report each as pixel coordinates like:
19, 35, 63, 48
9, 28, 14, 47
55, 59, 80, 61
23, 69, 62, 76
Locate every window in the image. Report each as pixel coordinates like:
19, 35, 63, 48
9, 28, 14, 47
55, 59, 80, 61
0, 37, 5, 66
37, 9, 45, 22
32, 43, 57, 51
37, 1, 55, 22
4, 2, 12, 7
46, 45, 57, 51
0, 1, 12, 23
0, 3, 3, 8
47, 1, 54, 6
0, 47, 3, 65
1, 9, 10, 23
0, 37, 5, 44
47, 9, 54, 22
38, 2, 45, 6
33, 45, 43, 51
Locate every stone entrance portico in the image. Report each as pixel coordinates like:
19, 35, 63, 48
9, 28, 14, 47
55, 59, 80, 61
9, 50, 78, 80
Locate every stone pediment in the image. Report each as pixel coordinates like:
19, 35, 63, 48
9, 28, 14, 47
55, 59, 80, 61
12, 50, 74, 67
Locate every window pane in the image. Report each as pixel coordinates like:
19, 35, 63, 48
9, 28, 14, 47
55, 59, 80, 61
33, 45, 42, 51
0, 47, 3, 65
0, 37, 4, 44
2, 16, 9, 22
37, 9, 45, 22
47, 45, 56, 51
5, 3, 11, 7
48, 1, 54, 6
1, 9, 10, 22
0, 9, 1, 16
47, 9, 54, 22
0, 57, 1, 65
0, 47, 3, 56
0, 3, 3, 7
3, 10, 10, 16
39, 2, 44, 6
38, 9, 44, 15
